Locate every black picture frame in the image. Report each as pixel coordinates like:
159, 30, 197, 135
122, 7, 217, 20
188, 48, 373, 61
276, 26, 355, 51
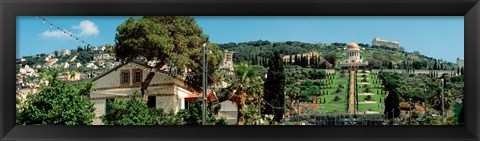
1, 0, 479, 141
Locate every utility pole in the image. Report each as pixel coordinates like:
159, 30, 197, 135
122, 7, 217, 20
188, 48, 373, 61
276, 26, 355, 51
409, 99, 412, 125
202, 43, 207, 125
424, 88, 428, 125
258, 97, 261, 120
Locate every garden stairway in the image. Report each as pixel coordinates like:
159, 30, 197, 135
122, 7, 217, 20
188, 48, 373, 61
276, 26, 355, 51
348, 70, 356, 114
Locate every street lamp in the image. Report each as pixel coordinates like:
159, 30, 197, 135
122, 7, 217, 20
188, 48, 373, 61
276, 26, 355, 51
202, 43, 212, 125
441, 78, 445, 125
284, 92, 287, 123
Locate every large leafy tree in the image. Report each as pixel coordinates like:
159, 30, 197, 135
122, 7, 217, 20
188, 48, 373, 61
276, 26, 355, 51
263, 51, 286, 124
223, 63, 264, 125
17, 68, 95, 125
114, 16, 222, 102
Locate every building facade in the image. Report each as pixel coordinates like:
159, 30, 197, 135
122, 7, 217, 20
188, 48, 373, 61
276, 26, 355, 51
371, 37, 400, 49
456, 57, 464, 68
89, 62, 194, 125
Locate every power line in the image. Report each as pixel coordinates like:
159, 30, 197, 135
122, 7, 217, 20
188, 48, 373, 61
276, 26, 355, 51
35, 16, 94, 48
263, 99, 286, 109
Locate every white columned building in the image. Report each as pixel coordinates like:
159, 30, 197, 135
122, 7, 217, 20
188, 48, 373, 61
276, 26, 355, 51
338, 42, 368, 69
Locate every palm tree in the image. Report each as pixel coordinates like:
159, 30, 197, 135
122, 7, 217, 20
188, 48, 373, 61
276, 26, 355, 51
285, 86, 301, 116
429, 90, 452, 115
223, 62, 264, 125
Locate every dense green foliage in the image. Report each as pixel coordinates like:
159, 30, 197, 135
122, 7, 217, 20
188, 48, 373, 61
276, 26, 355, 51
102, 97, 159, 125
239, 103, 262, 125
103, 97, 227, 125
17, 68, 95, 125
174, 101, 228, 125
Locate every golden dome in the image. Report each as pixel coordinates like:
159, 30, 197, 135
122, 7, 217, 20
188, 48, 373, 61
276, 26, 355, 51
347, 42, 360, 49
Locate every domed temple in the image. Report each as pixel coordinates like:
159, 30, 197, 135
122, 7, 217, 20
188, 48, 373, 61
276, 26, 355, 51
338, 41, 368, 69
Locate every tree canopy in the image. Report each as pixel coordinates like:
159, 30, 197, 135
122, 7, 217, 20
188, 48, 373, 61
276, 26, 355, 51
114, 16, 222, 102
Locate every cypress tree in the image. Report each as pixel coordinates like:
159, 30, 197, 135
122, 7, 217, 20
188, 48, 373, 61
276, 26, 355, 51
263, 51, 286, 124
289, 54, 293, 65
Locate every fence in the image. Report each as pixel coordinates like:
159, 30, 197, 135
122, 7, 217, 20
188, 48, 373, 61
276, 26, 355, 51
287, 114, 386, 125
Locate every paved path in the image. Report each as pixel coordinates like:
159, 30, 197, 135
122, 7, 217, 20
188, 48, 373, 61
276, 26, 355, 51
348, 70, 356, 114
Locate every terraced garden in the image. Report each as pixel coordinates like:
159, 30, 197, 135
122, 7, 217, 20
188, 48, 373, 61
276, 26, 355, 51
356, 70, 385, 114
317, 70, 350, 114
285, 66, 386, 115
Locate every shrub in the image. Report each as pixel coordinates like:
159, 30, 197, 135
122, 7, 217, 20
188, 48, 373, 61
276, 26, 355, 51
361, 77, 368, 82
364, 95, 373, 101
333, 96, 341, 102
365, 87, 371, 93
102, 98, 159, 125
335, 88, 342, 93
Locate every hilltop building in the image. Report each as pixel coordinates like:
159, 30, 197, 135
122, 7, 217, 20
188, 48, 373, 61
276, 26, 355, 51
59, 50, 71, 56
338, 42, 368, 69
456, 57, 464, 68
216, 50, 235, 89
220, 50, 234, 73
372, 37, 400, 49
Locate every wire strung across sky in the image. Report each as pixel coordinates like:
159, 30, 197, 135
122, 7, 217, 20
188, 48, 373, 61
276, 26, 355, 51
35, 16, 95, 48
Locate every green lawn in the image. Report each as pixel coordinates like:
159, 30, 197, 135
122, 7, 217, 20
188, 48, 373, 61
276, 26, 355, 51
321, 95, 348, 103
358, 95, 384, 103
357, 103, 384, 112
357, 88, 383, 94
319, 103, 348, 114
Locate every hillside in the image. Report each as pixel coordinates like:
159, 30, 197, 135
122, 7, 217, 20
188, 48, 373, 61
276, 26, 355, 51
217, 40, 459, 70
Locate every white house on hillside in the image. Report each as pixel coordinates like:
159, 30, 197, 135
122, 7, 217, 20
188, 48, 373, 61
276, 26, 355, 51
88, 61, 195, 125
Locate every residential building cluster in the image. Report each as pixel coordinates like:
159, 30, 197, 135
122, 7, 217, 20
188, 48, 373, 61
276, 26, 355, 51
16, 46, 118, 89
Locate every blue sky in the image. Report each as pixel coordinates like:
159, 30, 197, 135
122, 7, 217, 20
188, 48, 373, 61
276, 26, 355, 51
17, 16, 464, 63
